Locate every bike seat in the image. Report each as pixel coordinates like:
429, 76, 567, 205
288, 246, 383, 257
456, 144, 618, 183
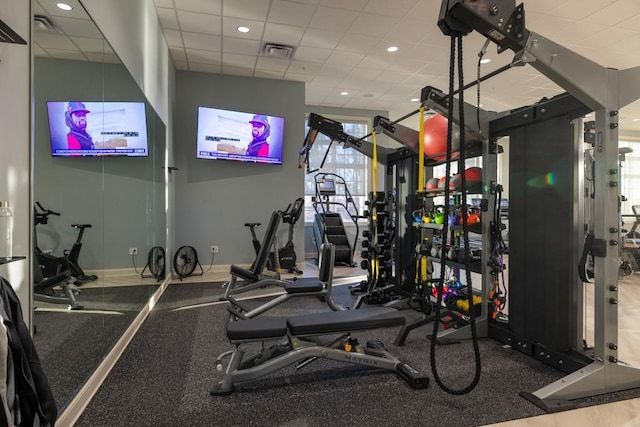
71, 224, 92, 229
244, 223, 261, 228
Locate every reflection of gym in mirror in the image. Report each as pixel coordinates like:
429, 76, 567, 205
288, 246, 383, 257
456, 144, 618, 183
31, 0, 166, 412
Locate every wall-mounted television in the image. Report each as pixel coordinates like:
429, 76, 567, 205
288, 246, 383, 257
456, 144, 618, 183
47, 101, 148, 157
196, 106, 285, 165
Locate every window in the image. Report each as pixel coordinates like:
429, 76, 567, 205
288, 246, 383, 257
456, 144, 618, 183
620, 140, 640, 215
303, 115, 371, 224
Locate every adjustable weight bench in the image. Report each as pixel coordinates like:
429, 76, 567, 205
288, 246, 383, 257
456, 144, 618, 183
210, 307, 429, 395
225, 243, 346, 319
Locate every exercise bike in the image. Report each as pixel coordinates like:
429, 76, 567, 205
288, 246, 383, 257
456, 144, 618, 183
245, 198, 304, 274
33, 209, 83, 310
34, 202, 98, 285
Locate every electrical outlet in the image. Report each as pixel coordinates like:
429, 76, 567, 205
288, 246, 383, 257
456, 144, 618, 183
129, 247, 138, 255
211, 245, 219, 253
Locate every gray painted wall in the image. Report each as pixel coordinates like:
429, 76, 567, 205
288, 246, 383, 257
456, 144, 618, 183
33, 57, 165, 270
174, 71, 306, 266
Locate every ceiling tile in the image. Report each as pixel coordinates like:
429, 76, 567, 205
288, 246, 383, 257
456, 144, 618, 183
70, 37, 110, 54
348, 12, 398, 38
316, 63, 354, 79
222, 52, 257, 68
617, 13, 640, 31
223, 0, 271, 21
223, 37, 261, 55
269, 1, 316, 26
309, 7, 359, 32
189, 62, 222, 73
163, 29, 184, 48
174, 0, 221, 15
35, 33, 78, 50
46, 49, 85, 60
170, 47, 187, 62
177, 10, 222, 35
153, 0, 175, 7
300, 28, 343, 49
223, 66, 255, 77
335, 33, 380, 54
553, 0, 621, 22
358, 55, 393, 71
348, 67, 383, 81
186, 48, 222, 65
182, 32, 222, 51
256, 56, 291, 72
294, 46, 333, 63
53, 17, 102, 38
254, 69, 286, 79
319, 0, 367, 11
173, 60, 190, 70
284, 72, 314, 82
287, 60, 321, 73
262, 23, 306, 46
365, 0, 419, 18
325, 50, 365, 68
156, 7, 180, 30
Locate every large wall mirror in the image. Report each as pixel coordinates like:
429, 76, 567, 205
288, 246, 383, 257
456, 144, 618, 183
32, 0, 166, 411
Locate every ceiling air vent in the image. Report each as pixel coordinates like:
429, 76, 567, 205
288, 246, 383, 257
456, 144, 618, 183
34, 15, 57, 33
262, 43, 295, 59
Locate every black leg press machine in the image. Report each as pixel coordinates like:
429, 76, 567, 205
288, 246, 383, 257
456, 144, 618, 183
211, 307, 429, 395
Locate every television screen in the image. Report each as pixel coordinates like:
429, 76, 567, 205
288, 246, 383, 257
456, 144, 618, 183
47, 101, 149, 157
196, 106, 285, 164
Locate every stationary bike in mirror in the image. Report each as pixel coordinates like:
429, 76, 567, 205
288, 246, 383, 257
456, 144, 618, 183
34, 202, 98, 285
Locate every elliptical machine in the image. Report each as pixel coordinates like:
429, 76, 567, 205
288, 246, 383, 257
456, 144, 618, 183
276, 198, 304, 274
244, 198, 304, 274
34, 202, 98, 285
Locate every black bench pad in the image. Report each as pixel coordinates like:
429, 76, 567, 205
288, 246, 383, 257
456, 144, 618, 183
230, 264, 259, 282
285, 278, 323, 294
227, 317, 287, 341
287, 308, 405, 336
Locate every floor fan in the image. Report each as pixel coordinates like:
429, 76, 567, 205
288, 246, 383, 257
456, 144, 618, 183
173, 245, 203, 280
141, 246, 166, 282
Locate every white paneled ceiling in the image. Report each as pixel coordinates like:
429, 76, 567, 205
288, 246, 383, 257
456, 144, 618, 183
33, 0, 640, 133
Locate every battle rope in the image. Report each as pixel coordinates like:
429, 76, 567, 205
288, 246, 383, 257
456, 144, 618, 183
429, 34, 482, 396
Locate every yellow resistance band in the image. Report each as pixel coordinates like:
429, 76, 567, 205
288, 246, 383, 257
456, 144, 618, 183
372, 130, 378, 199
418, 106, 425, 193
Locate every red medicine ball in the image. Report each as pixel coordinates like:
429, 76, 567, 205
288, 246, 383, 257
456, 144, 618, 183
423, 113, 460, 161
426, 177, 440, 191
464, 167, 482, 183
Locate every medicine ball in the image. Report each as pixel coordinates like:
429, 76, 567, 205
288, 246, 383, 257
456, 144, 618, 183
423, 113, 460, 161
464, 167, 482, 182
450, 173, 462, 190
464, 167, 483, 193
426, 177, 440, 192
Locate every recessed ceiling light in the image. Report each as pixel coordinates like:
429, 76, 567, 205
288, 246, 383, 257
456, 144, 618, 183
56, 2, 73, 10
480, 58, 491, 64
340, 91, 349, 96
411, 98, 419, 102
633, 118, 640, 122
387, 46, 398, 52
237, 26, 250, 33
